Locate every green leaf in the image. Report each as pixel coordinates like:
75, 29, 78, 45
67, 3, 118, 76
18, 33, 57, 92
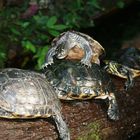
47, 16, 57, 28
10, 28, 21, 36
34, 46, 49, 69
117, 1, 125, 8
22, 40, 36, 53
37, 56, 45, 69
0, 52, 6, 59
39, 34, 49, 40
22, 22, 30, 28
34, 46, 49, 58
52, 24, 68, 30
35, 15, 48, 25
88, 0, 101, 9
76, 0, 82, 9
48, 29, 60, 37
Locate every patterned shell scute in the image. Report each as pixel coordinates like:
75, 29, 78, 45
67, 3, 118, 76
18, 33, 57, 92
0, 68, 60, 117
46, 60, 111, 98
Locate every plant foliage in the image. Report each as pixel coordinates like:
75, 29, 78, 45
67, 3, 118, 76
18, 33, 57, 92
0, 0, 126, 69
0, 8, 68, 69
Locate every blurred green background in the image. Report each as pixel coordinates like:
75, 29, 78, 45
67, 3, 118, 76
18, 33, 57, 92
0, 0, 139, 70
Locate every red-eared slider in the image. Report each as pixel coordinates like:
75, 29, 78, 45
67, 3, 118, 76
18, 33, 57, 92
0, 68, 70, 140
44, 60, 119, 120
43, 30, 105, 68
104, 47, 140, 90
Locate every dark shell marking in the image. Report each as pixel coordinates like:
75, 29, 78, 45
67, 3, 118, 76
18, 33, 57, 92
104, 47, 140, 90
45, 60, 119, 120
43, 30, 105, 68
0, 68, 70, 140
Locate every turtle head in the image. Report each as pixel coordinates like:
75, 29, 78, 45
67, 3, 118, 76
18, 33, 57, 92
104, 60, 121, 75
105, 60, 130, 80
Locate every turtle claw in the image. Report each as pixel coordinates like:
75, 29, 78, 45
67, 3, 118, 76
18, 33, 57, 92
42, 62, 53, 69
80, 59, 92, 68
42, 59, 54, 69
42, 63, 47, 69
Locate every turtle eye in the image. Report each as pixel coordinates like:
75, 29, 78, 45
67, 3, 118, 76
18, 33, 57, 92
119, 67, 127, 74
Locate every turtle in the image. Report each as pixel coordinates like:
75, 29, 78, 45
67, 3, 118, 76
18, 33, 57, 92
0, 68, 70, 140
104, 47, 140, 90
43, 30, 105, 68
44, 60, 119, 121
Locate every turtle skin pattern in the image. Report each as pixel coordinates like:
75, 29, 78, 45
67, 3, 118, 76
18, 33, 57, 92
0, 68, 70, 140
45, 60, 119, 121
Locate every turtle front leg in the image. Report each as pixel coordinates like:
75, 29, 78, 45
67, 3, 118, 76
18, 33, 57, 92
107, 92, 119, 120
42, 47, 57, 68
125, 72, 134, 90
95, 92, 119, 120
53, 114, 70, 140
80, 44, 93, 67
118, 66, 134, 90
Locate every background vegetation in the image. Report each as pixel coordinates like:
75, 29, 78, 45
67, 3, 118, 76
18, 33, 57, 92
0, 0, 127, 69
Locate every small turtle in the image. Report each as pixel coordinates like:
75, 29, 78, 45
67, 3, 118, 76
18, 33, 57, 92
0, 68, 70, 140
104, 47, 140, 90
43, 30, 105, 68
44, 60, 119, 120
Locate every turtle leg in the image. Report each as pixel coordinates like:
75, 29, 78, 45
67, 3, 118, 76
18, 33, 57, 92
42, 47, 56, 68
52, 114, 70, 140
80, 44, 93, 67
118, 66, 134, 90
107, 92, 119, 120
95, 92, 119, 120
125, 72, 133, 90
0, 108, 13, 118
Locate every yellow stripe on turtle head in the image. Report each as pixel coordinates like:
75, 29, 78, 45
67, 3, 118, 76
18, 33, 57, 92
105, 61, 127, 78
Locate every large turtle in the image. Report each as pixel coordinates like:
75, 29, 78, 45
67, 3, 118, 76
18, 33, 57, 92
44, 60, 119, 121
104, 47, 140, 90
0, 68, 70, 140
43, 30, 105, 68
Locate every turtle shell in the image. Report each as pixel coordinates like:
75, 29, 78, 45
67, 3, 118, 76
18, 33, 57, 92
0, 68, 60, 118
45, 60, 119, 121
45, 60, 112, 100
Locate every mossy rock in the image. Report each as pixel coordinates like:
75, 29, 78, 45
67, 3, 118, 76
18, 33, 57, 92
77, 121, 101, 140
